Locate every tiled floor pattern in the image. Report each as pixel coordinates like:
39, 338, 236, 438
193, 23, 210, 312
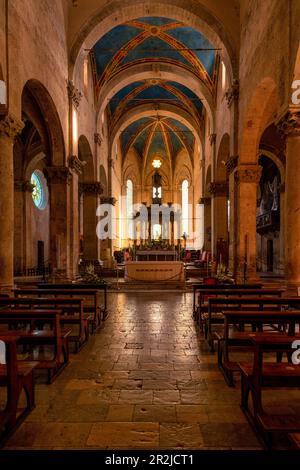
3, 292, 296, 450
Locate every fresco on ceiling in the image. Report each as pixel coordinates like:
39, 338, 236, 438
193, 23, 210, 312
121, 116, 194, 161
108, 80, 203, 127
92, 17, 217, 92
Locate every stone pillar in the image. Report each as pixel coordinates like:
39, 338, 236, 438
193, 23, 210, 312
209, 181, 229, 262
199, 197, 211, 252
234, 164, 262, 282
226, 156, 238, 274
14, 180, 34, 275
276, 107, 300, 288
68, 156, 83, 277
79, 182, 103, 259
0, 114, 24, 292
46, 166, 72, 280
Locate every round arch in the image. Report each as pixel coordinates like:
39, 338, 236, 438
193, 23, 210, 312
257, 149, 285, 184
110, 104, 201, 172
96, 62, 214, 128
23, 80, 65, 166
240, 77, 278, 165
78, 134, 95, 181
70, 0, 236, 81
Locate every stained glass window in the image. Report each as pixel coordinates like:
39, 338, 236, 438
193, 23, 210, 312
31, 170, 48, 210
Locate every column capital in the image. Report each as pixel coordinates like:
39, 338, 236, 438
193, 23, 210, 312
234, 164, 262, 184
67, 80, 82, 109
209, 133, 216, 145
45, 166, 72, 184
14, 180, 34, 192
276, 106, 300, 137
0, 113, 24, 140
68, 155, 83, 175
225, 79, 239, 108
199, 196, 211, 204
225, 155, 239, 174
79, 181, 103, 196
207, 181, 229, 196
100, 196, 117, 206
94, 133, 102, 146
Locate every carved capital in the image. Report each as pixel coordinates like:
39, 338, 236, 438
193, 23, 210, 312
207, 181, 228, 196
108, 158, 115, 169
234, 165, 262, 184
79, 181, 103, 196
100, 196, 117, 206
0, 113, 24, 140
276, 106, 300, 137
94, 133, 102, 146
67, 80, 82, 109
68, 155, 83, 175
45, 166, 72, 184
14, 180, 34, 193
225, 155, 238, 174
209, 133, 216, 145
225, 80, 239, 108
199, 197, 211, 205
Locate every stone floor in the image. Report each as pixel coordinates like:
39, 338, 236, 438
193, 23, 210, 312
3, 292, 297, 450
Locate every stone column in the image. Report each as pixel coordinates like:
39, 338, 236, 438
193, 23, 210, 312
276, 107, 300, 288
234, 164, 262, 282
0, 114, 24, 292
14, 180, 34, 275
209, 181, 229, 263
199, 197, 211, 252
226, 156, 238, 274
46, 166, 72, 280
68, 156, 83, 277
79, 182, 103, 260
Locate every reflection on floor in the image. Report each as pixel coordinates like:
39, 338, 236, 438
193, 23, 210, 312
3, 292, 296, 450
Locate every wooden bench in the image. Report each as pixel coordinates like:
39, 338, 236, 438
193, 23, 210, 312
218, 310, 300, 385
197, 288, 282, 331
0, 310, 71, 383
192, 283, 263, 320
206, 294, 295, 352
237, 333, 300, 449
1, 296, 88, 352
0, 334, 37, 445
16, 288, 102, 333
38, 283, 108, 322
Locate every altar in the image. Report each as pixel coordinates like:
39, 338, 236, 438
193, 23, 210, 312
135, 250, 178, 261
124, 261, 185, 282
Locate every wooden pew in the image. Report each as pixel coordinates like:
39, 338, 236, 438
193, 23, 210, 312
289, 433, 300, 449
197, 288, 282, 331
1, 296, 87, 352
38, 283, 108, 321
15, 288, 102, 333
0, 334, 36, 445
192, 283, 263, 320
206, 294, 294, 351
219, 310, 300, 385
237, 333, 300, 449
0, 310, 70, 384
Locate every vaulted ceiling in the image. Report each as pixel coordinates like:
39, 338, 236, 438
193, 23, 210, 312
120, 116, 195, 163
92, 17, 218, 93
90, 16, 217, 164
